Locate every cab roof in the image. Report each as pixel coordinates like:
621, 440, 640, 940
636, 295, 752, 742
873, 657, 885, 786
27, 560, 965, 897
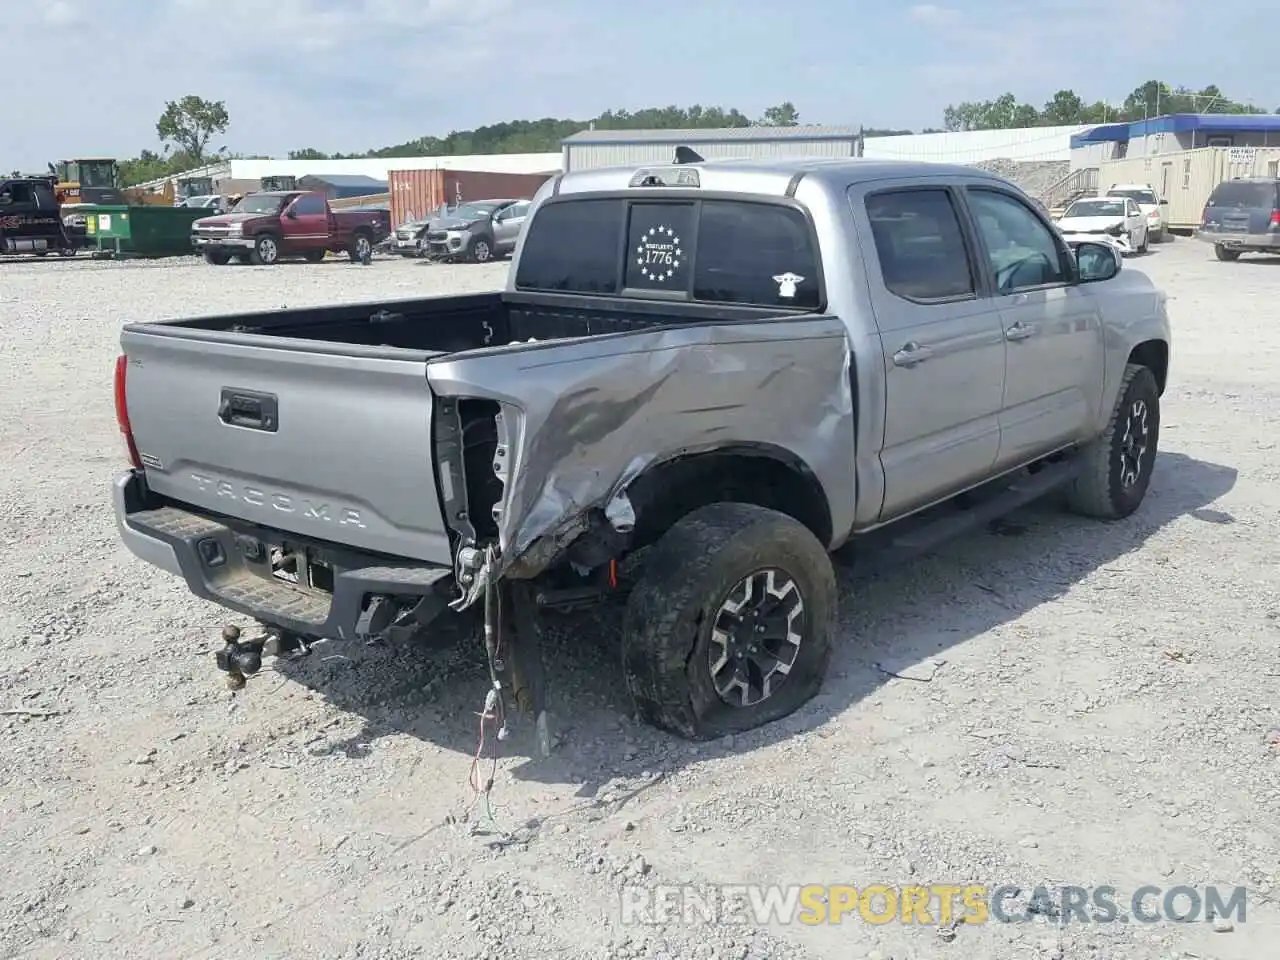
556, 156, 1011, 197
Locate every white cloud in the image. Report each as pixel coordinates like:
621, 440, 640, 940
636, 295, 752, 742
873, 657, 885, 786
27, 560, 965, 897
43, 1, 78, 26
908, 4, 960, 26
5, 0, 1275, 171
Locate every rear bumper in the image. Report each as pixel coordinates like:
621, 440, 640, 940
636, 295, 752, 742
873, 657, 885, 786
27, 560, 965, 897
113, 470, 456, 640
1195, 230, 1280, 249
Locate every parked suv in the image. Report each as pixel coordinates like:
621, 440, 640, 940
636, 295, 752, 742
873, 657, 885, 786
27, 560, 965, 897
422, 198, 525, 262
1105, 183, 1167, 243
1197, 177, 1280, 261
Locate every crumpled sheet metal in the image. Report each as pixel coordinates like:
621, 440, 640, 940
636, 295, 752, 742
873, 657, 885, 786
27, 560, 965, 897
428, 316, 856, 578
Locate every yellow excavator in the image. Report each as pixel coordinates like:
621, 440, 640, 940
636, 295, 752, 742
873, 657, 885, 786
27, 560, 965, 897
52, 158, 174, 206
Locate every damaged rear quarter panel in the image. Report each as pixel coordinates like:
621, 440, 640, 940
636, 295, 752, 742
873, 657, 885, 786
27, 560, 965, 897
427, 317, 855, 574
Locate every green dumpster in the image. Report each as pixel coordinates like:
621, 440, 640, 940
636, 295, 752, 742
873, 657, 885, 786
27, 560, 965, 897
82, 204, 210, 258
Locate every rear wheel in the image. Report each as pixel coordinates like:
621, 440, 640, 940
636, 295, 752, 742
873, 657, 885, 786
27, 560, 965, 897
1215, 244, 1241, 262
1138, 229, 1149, 254
249, 234, 280, 265
621, 502, 837, 740
203, 249, 231, 266
348, 232, 373, 262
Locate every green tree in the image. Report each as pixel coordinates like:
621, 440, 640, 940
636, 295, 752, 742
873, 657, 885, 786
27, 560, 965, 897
1041, 89, 1087, 124
288, 147, 330, 160
156, 95, 230, 164
758, 101, 800, 126
944, 81, 1265, 131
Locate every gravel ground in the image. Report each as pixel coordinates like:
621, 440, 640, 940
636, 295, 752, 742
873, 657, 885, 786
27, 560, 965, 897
1, 243, 1278, 960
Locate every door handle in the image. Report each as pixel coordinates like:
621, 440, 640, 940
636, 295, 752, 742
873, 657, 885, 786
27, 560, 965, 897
1004, 321, 1036, 342
892, 341, 932, 367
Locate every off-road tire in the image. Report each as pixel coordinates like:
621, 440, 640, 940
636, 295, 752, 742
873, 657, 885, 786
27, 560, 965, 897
1065, 363, 1160, 520
249, 233, 280, 266
1215, 244, 1240, 262
303, 248, 326, 263
348, 231, 373, 263
469, 236, 493, 264
621, 502, 837, 740
203, 249, 231, 266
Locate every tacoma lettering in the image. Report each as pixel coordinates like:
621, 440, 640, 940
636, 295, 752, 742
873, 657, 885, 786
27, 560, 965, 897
189, 473, 365, 528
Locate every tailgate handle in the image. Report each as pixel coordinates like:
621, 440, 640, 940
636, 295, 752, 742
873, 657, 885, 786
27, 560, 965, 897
218, 388, 278, 432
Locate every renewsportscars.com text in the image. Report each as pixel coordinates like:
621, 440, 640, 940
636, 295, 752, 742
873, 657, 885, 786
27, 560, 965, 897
619, 883, 1249, 927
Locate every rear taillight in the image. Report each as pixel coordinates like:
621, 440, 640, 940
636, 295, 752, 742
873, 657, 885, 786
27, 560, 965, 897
1270, 209, 1280, 227
114, 355, 143, 471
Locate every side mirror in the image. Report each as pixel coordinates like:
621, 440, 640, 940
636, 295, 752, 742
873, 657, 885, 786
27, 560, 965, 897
1075, 241, 1121, 282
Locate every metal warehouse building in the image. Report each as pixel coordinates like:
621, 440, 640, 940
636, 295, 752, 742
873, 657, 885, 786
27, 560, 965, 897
561, 125, 864, 171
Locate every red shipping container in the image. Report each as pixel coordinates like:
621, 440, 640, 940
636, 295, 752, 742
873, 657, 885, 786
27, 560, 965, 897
389, 169, 555, 227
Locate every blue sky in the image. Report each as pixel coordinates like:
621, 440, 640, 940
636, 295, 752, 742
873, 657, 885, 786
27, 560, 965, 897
9, 0, 1277, 170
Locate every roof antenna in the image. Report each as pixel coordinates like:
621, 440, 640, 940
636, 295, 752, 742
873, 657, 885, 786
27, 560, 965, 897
673, 145, 704, 165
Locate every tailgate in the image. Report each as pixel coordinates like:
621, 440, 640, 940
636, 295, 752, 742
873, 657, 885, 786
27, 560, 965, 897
120, 328, 453, 565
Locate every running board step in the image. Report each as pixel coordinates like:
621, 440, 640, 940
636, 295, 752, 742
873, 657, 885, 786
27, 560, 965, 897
857, 459, 1083, 569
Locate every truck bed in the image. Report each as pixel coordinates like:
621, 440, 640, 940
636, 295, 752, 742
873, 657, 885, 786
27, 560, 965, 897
118, 290, 814, 569
150, 291, 789, 356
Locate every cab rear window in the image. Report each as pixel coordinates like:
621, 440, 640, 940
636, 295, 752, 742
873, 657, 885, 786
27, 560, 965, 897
515, 197, 822, 309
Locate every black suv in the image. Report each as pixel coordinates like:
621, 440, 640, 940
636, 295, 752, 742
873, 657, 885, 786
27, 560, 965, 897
1197, 177, 1280, 261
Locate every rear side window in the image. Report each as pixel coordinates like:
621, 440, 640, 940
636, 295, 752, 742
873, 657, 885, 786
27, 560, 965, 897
693, 201, 820, 308
1207, 181, 1277, 208
516, 197, 821, 308
514, 199, 622, 294
865, 189, 975, 301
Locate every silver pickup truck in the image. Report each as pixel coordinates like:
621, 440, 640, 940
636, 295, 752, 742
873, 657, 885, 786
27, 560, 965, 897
112, 154, 1170, 746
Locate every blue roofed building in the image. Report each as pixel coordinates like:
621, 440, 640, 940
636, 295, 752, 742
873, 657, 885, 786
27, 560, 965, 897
1070, 113, 1280, 168
1060, 114, 1280, 232
296, 173, 389, 201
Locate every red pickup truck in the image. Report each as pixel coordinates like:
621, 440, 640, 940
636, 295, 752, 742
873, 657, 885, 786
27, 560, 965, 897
191, 191, 388, 265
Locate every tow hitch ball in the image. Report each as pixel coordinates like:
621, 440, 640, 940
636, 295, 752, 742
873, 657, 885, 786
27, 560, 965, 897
215, 624, 307, 689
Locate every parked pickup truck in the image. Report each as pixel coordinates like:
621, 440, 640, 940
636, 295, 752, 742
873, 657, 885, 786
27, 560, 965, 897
190, 190, 387, 265
1, 175, 75, 256
112, 155, 1170, 746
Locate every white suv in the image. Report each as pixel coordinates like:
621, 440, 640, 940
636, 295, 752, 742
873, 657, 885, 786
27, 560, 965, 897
1106, 183, 1167, 243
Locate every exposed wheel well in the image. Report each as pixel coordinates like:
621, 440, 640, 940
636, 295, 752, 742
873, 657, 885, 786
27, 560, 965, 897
625, 448, 833, 551
1128, 339, 1168, 395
